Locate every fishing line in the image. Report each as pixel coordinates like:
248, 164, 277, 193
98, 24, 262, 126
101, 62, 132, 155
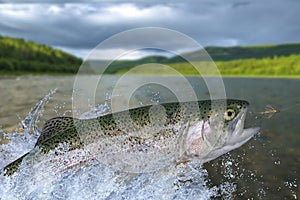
278, 102, 300, 112
247, 101, 300, 128
247, 105, 278, 127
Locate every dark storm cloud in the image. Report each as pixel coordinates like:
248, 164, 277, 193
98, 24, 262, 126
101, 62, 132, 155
0, 0, 299, 58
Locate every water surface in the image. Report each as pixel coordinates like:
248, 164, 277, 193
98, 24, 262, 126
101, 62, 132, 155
0, 75, 299, 199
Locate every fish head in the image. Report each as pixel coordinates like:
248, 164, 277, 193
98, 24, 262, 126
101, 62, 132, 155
184, 99, 260, 163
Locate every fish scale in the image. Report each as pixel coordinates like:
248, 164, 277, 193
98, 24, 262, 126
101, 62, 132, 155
2, 99, 258, 175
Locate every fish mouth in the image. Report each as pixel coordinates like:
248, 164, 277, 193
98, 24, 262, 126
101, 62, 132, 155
199, 103, 260, 164
227, 108, 260, 146
231, 108, 248, 135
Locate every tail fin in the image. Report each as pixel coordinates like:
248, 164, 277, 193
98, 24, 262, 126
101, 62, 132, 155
2, 153, 29, 176
2, 117, 78, 176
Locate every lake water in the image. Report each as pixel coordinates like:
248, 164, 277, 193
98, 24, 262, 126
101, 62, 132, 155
0, 75, 299, 199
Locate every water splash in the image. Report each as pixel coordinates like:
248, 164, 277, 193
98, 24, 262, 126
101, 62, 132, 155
0, 89, 57, 169
80, 93, 112, 119
21, 88, 57, 135
1, 90, 262, 200
0, 152, 219, 200
0, 89, 224, 200
284, 180, 298, 199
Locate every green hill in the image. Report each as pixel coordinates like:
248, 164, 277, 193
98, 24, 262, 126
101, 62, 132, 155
101, 56, 169, 74
104, 43, 300, 76
1, 35, 299, 77
182, 43, 300, 61
0, 35, 83, 74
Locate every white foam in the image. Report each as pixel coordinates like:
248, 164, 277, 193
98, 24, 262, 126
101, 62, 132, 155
0, 90, 236, 200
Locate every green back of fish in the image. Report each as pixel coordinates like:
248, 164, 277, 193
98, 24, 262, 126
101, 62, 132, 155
2, 99, 248, 176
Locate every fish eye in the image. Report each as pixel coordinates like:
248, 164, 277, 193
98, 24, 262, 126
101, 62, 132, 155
224, 109, 236, 121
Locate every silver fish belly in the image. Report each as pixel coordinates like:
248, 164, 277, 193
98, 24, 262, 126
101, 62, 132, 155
2, 99, 259, 175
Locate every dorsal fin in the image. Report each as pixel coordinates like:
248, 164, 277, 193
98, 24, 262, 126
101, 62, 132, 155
36, 117, 78, 146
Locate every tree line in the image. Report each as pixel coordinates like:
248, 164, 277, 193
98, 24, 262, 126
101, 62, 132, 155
0, 35, 83, 74
1, 35, 299, 76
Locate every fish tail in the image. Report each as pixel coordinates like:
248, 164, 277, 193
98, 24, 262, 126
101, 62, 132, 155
2, 152, 29, 176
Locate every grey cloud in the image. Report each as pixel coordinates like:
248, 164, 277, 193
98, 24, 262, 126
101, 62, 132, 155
232, 1, 251, 8
0, 0, 299, 58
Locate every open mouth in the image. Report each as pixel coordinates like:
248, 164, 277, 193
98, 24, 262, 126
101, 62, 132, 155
227, 107, 260, 146
231, 108, 247, 136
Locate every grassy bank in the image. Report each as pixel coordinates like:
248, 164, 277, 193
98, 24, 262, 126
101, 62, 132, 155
113, 54, 300, 77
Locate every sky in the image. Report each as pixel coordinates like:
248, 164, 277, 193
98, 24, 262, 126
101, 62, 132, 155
0, 0, 300, 59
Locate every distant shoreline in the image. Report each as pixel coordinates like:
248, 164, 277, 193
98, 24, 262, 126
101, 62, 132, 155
0, 73, 299, 79
1, 35, 300, 78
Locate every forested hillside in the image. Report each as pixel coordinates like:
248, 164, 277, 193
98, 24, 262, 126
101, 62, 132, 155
0, 35, 83, 74
171, 43, 300, 62
105, 43, 300, 76
1, 35, 299, 76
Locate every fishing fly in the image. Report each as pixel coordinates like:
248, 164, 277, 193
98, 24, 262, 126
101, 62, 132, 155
257, 105, 279, 119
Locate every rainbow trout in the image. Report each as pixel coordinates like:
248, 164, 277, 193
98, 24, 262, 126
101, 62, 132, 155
2, 99, 259, 175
